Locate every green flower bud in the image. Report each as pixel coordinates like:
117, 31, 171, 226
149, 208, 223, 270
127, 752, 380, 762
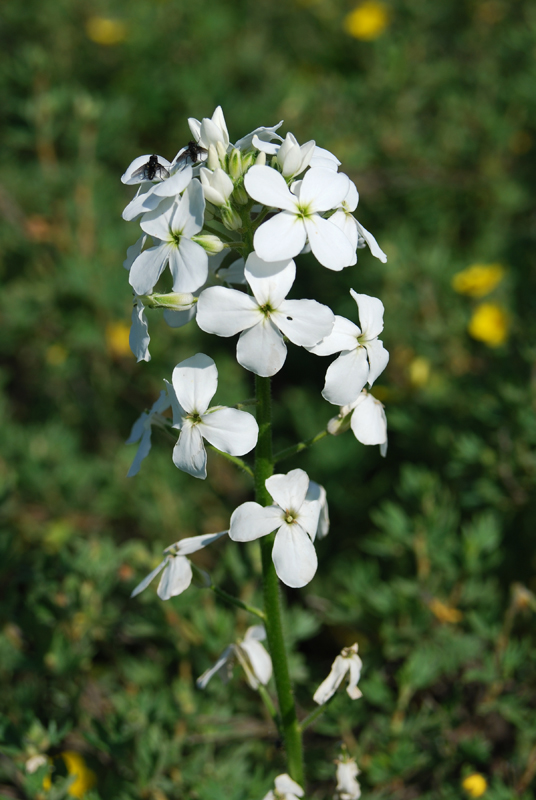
221, 207, 243, 231
229, 148, 243, 179
193, 234, 225, 254
232, 185, 249, 205
139, 292, 197, 310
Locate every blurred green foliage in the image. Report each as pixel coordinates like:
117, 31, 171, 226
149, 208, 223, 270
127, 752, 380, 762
1, 0, 535, 797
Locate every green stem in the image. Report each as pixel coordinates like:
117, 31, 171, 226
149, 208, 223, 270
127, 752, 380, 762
299, 702, 328, 733
210, 584, 265, 620
206, 446, 254, 478
274, 429, 329, 464
257, 684, 281, 732
255, 375, 304, 787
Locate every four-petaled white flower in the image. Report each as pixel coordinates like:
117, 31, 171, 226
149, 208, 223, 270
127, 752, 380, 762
328, 390, 388, 456
335, 755, 361, 800
126, 390, 170, 476
130, 531, 227, 600
197, 625, 272, 690
166, 353, 259, 480
313, 643, 363, 705
311, 291, 389, 406
196, 253, 334, 377
244, 165, 356, 270
229, 468, 321, 588
262, 774, 304, 800
129, 180, 208, 296
330, 180, 387, 263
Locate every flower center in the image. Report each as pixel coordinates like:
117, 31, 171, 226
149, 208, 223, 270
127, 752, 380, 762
170, 229, 183, 247
259, 303, 274, 318
186, 412, 202, 425
284, 509, 297, 524
295, 201, 313, 220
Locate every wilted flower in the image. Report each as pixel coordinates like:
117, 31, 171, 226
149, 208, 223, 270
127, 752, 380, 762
262, 773, 304, 800
197, 625, 272, 690
335, 752, 361, 800
313, 643, 363, 705
329, 390, 387, 456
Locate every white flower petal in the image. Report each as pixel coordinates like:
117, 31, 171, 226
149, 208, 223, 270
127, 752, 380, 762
306, 481, 330, 539
272, 523, 318, 588
130, 301, 151, 363
244, 165, 296, 211
200, 407, 258, 456
297, 499, 321, 540
157, 555, 193, 599
307, 315, 360, 356
329, 209, 359, 251
127, 427, 152, 477
245, 253, 296, 308
275, 299, 334, 347
129, 244, 169, 296
196, 645, 234, 689
299, 168, 349, 212
266, 468, 310, 512
304, 215, 356, 271
237, 320, 288, 376
309, 146, 341, 171
274, 774, 304, 798
253, 211, 307, 263
244, 625, 267, 642
239, 639, 273, 685
322, 348, 370, 406
168, 238, 208, 293
123, 235, 147, 271
350, 394, 387, 447
197, 286, 260, 336
364, 339, 389, 386
140, 196, 175, 239
163, 305, 197, 329
235, 121, 283, 151
121, 154, 171, 185
172, 353, 218, 414
172, 423, 207, 479
174, 530, 227, 556
313, 654, 349, 704
122, 185, 165, 221
152, 165, 193, 197
350, 291, 385, 340
229, 502, 282, 542
130, 557, 167, 597
354, 218, 387, 263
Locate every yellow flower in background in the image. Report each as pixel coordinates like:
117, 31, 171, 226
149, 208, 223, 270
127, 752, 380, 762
106, 321, 132, 358
408, 356, 430, 388
86, 17, 127, 45
429, 598, 463, 624
468, 303, 509, 347
46, 344, 68, 366
343, 1, 389, 39
452, 263, 505, 297
42, 751, 96, 797
462, 773, 487, 797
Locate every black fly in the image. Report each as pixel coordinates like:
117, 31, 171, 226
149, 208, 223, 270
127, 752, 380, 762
174, 140, 209, 169
131, 154, 171, 182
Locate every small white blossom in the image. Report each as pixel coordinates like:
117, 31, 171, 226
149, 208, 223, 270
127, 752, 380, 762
126, 390, 171, 477
330, 180, 387, 263
335, 755, 361, 800
25, 755, 48, 774
196, 253, 334, 377
187, 106, 230, 152
244, 165, 355, 270
197, 625, 272, 690
329, 391, 388, 456
253, 132, 316, 178
311, 291, 389, 406
229, 468, 321, 588
130, 531, 226, 600
262, 774, 304, 800
313, 643, 363, 705
129, 180, 208, 295
167, 353, 259, 480
199, 167, 234, 206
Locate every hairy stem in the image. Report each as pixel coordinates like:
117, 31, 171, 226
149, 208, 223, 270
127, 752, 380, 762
274, 429, 329, 464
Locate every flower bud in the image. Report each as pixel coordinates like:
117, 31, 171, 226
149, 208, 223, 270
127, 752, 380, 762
216, 140, 227, 165
207, 144, 220, 171
200, 167, 234, 206
139, 292, 196, 310
193, 234, 225, 254
255, 151, 266, 166
232, 185, 249, 205
228, 148, 243, 179
327, 409, 352, 436
221, 206, 242, 231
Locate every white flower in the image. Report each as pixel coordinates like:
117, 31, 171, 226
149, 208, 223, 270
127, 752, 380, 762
313, 643, 363, 705
311, 291, 389, 406
122, 164, 193, 222
263, 774, 304, 800
129, 181, 208, 295
196, 253, 334, 377
199, 167, 234, 206
25, 755, 48, 774
126, 390, 171, 477
130, 531, 226, 600
330, 180, 387, 263
229, 468, 321, 588
253, 132, 316, 178
335, 756, 361, 800
310, 145, 341, 171
329, 391, 388, 456
306, 481, 330, 539
187, 106, 230, 152
167, 353, 259, 480
197, 625, 272, 690
244, 165, 355, 270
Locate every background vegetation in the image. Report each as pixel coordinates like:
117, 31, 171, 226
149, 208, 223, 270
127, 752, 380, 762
1, 0, 535, 797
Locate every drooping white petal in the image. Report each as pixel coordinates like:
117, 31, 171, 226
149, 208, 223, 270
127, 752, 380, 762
123, 235, 147, 270
127, 427, 152, 477
350, 291, 385, 340
336, 759, 361, 800
350, 394, 387, 446
174, 530, 227, 556
229, 502, 282, 542
266, 468, 309, 512
322, 348, 370, 406
313, 654, 349, 704
345, 652, 363, 699
237, 319, 288, 377
196, 645, 234, 689
157, 555, 193, 599
274, 299, 334, 347
130, 557, 167, 598
329, 209, 359, 251
304, 215, 356, 271
163, 378, 187, 428
245, 254, 295, 308
172, 353, 218, 415
130, 301, 151, 363
239, 639, 273, 685
354, 218, 387, 263
364, 339, 390, 386
197, 286, 260, 336
244, 165, 297, 211
253, 211, 307, 263
272, 523, 318, 588
306, 481, 330, 539
172, 422, 207, 479
129, 244, 169, 296
308, 315, 360, 356
200, 407, 258, 456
